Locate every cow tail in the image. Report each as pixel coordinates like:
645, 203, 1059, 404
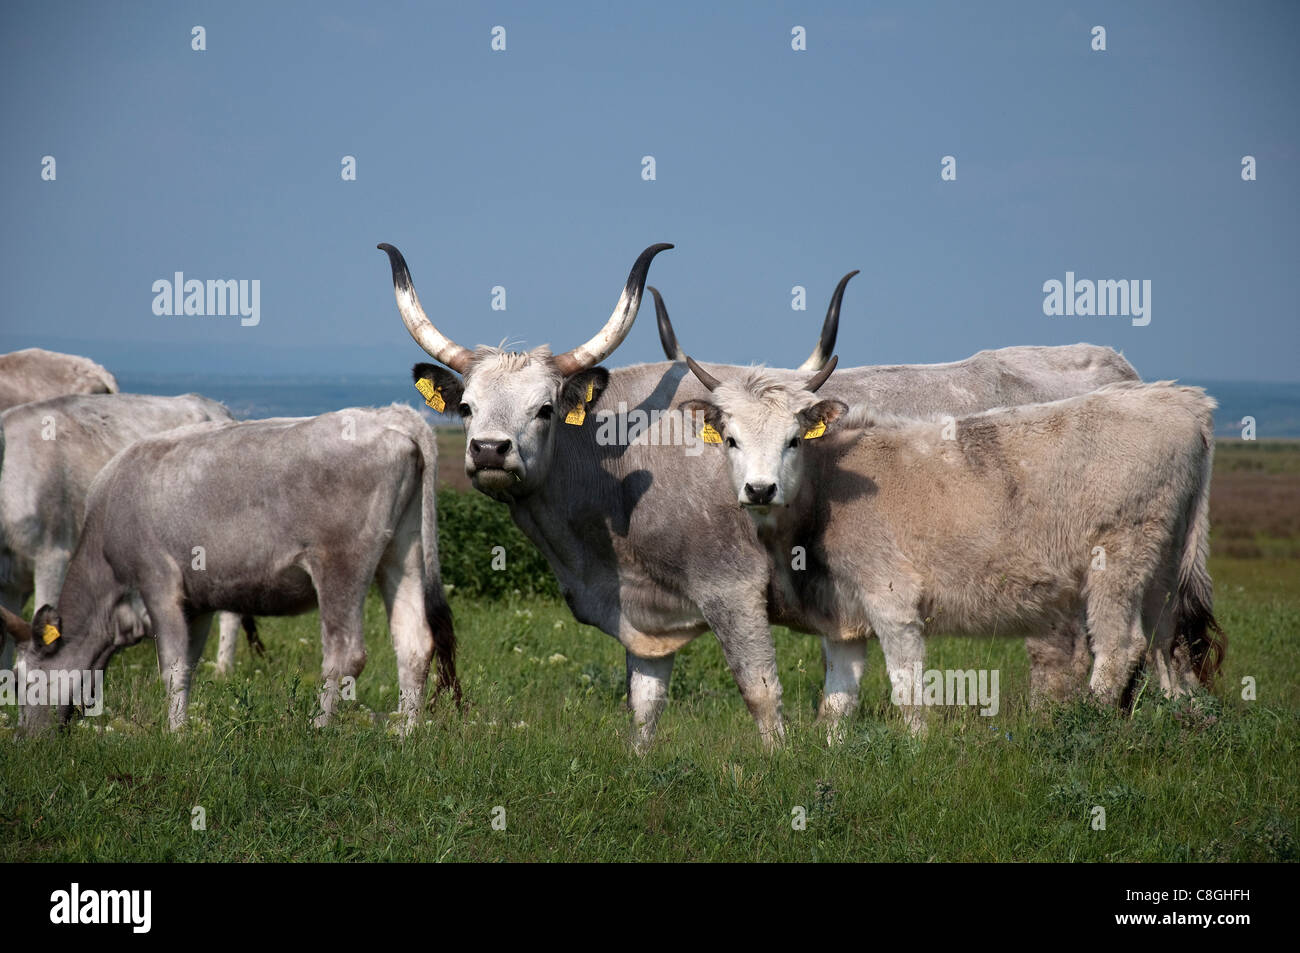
413, 419, 460, 708
1173, 410, 1225, 687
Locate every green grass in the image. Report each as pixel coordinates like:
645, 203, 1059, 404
2, 554, 1295, 862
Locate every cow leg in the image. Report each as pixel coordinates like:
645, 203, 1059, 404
705, 605, 785, 750
151, 601, 197, 730
626, 651, 675, 754
1142, 575, 1190, 696
818, 634, 866, 742
874, 619, 927, 735
378, 534, 434, 734
1086, 596, 1146, 706
1026, 616, 1090, 706
186, 611, 214, 671
215, 612, 241, 676
314, 585, 367, 728
32, 550, 71, 613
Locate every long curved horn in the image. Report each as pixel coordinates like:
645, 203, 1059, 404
0, 605, 32, 643
650, 287, 686, 361
553, 243, 674, 377
805, 354, 838, 393
797, 270, 859, 372
378, 243, 474, 373
685, 356, 722, 392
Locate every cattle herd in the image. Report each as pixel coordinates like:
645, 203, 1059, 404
0, 242, 1224, 750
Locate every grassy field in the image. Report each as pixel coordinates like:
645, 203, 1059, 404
1, 442, 1296, 862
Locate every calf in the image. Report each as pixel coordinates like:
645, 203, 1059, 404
681, 359, 1224, 728
8, 406, 456, 731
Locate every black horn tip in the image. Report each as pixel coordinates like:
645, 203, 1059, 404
633, 243, 675, 269
685, 355, 722, 392
831, 270, 859, 298
652, 286, 684, 361
807, 354, 839, 392
378, 243, 413, 289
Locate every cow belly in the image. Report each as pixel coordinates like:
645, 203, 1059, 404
185, 565, 319, 618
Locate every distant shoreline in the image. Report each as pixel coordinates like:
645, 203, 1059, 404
114, 372, 1300, 439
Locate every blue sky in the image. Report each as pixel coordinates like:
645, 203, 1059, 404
2, 1, 1297, 381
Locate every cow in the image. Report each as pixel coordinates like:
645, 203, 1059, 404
0, 348, 119, 412
650, 282, 1133, 713
0, 393, 249, 673
677, 357, 1225, 730
6, 405, 456, 732
380, 242, 1143, 749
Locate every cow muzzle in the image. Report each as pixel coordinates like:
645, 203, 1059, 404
467, 435, 522, 492
740, 480, 784, 513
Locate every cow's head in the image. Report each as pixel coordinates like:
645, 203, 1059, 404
380, 243, 671, 500
1, 594, 150, 727
678, 357, 847, 514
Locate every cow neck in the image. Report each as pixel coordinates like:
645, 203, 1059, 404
46, 546, 117, 670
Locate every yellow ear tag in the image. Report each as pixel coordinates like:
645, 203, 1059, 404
564, 381, 597, 426
803, 420, 827, 440
700, 423, 723, 444
42, 624, 61, 645
415, 378, 445, 413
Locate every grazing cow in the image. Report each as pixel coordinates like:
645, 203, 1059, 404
678, 358, 1225, 729
0, 393, 248, 672
0, 348, 118, 412
380, 244, 1140, 748
651, 283, 1137, 712
8, 406, 456, 731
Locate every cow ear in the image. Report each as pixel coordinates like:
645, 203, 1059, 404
678, 399, 725, 445
30, 605, 63, 658
799, 400, 849, 439
558, 367, 610, 425
412, 363, 465, 415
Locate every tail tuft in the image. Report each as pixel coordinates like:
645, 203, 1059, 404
425, 586, 461, 708
1175, 592, 1226, 688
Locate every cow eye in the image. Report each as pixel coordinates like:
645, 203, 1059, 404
725, 436, 737, 449
458, 403, 472, 417
536, 404, 554, 420
788, 437, 800, 449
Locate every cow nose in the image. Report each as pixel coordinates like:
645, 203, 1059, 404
744, 482, 777, 505
469, 438, 512, 467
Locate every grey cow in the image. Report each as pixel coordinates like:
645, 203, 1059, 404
381, 242, 1138, 749
6, 406, 456, 731
0, 348, 119, 412
650, 281, 1139, 717
677, 360, 1225, 728
0, 393, 245, 672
